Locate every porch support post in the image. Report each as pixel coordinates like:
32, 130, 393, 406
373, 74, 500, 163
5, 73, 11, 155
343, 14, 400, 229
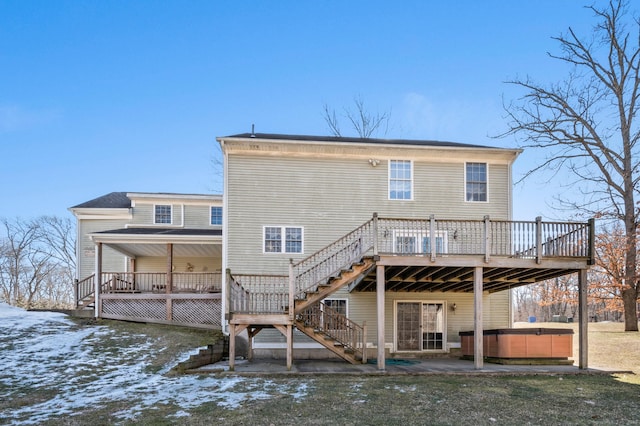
578, 269, 589, 369
473, 266, 484, 369
166, 243, 173, 321
376, 264, 385, 371
166, 243, 173, 293
94, 242, 102, 318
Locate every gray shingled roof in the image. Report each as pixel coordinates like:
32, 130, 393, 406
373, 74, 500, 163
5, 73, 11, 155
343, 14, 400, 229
70, 192, 131, 209
94, 228, 222, 236
222, 133, 495, 149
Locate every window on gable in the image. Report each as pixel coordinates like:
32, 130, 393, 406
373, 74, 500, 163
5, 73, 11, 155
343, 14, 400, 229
210, 206, 223, 225
389, 160, 413, 200
264, 226, 303, 254
466, 162, 487, 202
154, 205, 172, 224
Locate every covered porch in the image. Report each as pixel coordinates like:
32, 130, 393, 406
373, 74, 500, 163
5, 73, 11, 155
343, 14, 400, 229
76, 227, 224, 329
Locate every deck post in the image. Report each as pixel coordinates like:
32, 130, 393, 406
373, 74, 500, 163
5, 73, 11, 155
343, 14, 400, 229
166, 243, 173, 321
229, 324, 236, 371
473, 266, 484, 369
535, 216, 542, 264
376, 264, 385, 371
483, 215, 490, 263
362, 321, 368, 364
94, 243, 102, 318
286, 324, 293, 371
430, 215, 436, 261
578, 269, 589, 369
372, 213, 378, 256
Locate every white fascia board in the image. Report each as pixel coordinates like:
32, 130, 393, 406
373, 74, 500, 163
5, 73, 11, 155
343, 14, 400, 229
68, 208, 132, 220
127, 192, 222, 204
218, 136, 522, 164
89, 232, 222, 245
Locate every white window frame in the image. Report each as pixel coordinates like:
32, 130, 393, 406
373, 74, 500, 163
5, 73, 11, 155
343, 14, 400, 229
263, 226, 304, 254
210, 206, 223, 226
388, 160, 414, 201
394, 300, 447, 353
392, 230, 448, 255
465, 162, 489, 202
154, 204, 172, 224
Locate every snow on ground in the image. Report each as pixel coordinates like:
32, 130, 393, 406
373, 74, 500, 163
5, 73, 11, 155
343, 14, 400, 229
0, 303, 310, 425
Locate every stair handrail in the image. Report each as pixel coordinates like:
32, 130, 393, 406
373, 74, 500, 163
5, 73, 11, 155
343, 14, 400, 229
292, 216, 376, 299
298, 301, 367, 363
75, 274, 95, 308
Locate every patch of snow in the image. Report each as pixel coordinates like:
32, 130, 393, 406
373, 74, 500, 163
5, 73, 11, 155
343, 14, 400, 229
0, 303, 312, 424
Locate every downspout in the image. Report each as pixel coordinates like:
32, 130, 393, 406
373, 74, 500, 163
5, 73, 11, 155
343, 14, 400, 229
220, 139, 229, 334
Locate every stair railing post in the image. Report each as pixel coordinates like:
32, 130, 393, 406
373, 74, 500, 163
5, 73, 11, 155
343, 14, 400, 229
362, 321, 368, 364
372, 213, 379, 257
289, 259, 295, 321
225, 269, 232, 320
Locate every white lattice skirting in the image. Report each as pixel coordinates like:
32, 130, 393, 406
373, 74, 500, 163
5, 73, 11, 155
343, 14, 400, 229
101, 297, 222, 328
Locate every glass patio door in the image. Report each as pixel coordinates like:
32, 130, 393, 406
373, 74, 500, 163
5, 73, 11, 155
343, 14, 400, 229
396, 301, 445, 351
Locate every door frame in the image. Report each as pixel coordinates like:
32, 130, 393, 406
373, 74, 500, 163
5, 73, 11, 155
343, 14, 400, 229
393, 300, 448, 353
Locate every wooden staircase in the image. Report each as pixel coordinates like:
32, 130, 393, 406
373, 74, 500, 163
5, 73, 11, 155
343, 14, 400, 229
293, 258, 375, 364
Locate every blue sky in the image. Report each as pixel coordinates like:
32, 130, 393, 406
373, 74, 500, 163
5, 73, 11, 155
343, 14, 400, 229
0, 1, 606, 220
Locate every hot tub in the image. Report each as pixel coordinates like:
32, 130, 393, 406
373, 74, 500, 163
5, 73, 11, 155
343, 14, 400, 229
459, 328, 573, 360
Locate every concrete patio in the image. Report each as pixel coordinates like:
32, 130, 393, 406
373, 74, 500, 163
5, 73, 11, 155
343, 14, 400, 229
195, 357, 622, 376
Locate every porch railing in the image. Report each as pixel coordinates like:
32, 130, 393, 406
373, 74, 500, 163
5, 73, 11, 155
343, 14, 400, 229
76, 272, 223, 306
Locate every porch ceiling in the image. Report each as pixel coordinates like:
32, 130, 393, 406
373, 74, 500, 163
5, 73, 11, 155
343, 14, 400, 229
350, 263, 582, 293
103, 242, 222, 258
90, 227, 222, 259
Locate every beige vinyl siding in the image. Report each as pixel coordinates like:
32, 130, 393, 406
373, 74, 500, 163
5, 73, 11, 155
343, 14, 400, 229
226, 155, 511, 274
184, 205, 218, 228
130, 203, 183, 226
345, 290, 510, 348
77, 218, 129, 279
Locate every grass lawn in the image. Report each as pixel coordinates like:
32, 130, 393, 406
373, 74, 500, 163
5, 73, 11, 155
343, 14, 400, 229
1, 312, 638, 425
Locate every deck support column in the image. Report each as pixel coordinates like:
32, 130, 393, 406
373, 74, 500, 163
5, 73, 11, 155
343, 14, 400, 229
286, 324, 293, 371
473, 266, 483, 369
94, 242, 102, 318
376, 264, 385, 371
229, 324, 237, 371
578, 269, 588, 369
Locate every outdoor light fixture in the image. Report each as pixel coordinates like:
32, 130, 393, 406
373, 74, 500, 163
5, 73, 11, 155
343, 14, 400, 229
450, 303, 457, 312
368, 159, 380, 167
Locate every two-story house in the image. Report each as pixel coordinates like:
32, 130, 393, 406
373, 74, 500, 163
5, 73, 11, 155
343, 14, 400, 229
217, 133, 593, 371
70, 192, 224, 328
71, 133, 593, 372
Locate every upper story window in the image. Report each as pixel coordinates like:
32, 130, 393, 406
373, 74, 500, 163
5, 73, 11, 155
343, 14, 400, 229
154, 204, 172, 224
389, 160, 413, 200
210, 206, 223, 225
466, 162, 488, 202
264, 226, 303, 254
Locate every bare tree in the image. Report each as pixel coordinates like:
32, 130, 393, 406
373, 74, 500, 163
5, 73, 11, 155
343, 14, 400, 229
501, 0, 640, 331
0, 216, 76, 309
323, 95, 391, 138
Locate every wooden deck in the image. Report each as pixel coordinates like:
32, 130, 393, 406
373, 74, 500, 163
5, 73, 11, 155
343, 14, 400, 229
227, 215, 594, 371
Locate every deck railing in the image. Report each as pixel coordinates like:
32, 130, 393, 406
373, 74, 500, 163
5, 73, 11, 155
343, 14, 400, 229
228, 214, 594, 315
228, 273, 289, 314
